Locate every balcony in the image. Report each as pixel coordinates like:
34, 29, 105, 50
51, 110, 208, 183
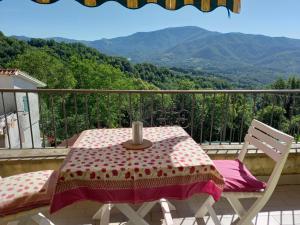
0, 88, 300, 225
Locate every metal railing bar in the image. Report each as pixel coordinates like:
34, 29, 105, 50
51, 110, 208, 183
139, 93, 143, 122
229, 94, 236, 145
222, 94, 230, 142
96, 94, 101, 128
107, 93, 111, 128
200, 93, 206, 144
50, 95, 57, 148
129, 93, 132, 126
161, 93, 166, 126
84, 95, 90, 129
270, 94, 275, 126
219, 93, 226, 144
45, 96, 50, 146
1, 92, 11, 149
239, 94, 246, 144
209, 93, 216, 145
73, 93, 79, 135
62, 95, 68, 148
150, 94, 154, 127
278, 95, 284, 131
169, 94, 175, 126
296, 126, 299, 144
252, 93, 257, 119
191, 94, 195, 138
38, 94, 45, 148
288, 101, 292, 135
118, 94, 122, 127
14, 92, 23, 149
26, 92, 35, 149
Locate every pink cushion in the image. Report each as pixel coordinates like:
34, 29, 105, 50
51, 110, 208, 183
0, 170, 57, 217
213, 160, 266, 192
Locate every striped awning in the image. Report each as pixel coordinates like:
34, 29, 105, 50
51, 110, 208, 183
32, 0, 241, 13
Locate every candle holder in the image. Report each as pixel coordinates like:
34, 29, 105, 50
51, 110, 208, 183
122, 121, 152, 150
132, 121, 143, 145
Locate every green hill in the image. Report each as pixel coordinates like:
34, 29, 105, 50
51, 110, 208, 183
31, 26, 300, 85
12, 26, 300, 85
0, 31, 232, 90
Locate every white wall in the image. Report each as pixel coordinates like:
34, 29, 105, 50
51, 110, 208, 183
13, 77, 42, 148
0, 76, 15, 114
0, 76, 42, 148
4, 114, 21, 149
0, 76, 13, 88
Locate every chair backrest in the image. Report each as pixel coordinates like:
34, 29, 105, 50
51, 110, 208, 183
238, 119, 294, 193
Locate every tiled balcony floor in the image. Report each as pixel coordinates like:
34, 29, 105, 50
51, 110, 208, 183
45, 185, 300, 225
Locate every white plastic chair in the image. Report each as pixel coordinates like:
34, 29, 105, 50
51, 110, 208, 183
195, 119, 294, 225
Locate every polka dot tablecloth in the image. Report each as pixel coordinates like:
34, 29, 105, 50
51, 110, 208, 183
50, 126, 224, 213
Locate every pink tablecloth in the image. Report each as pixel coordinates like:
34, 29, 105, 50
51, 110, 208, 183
50, 126, 224, 213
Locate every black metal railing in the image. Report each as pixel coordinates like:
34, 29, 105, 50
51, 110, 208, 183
0, 89, 299, 149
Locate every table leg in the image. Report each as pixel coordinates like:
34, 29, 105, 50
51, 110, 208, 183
92, 204, 113, 225
195, 195, 221, 225
115, 204, 150, 225
159, 199, 174, 225
127, 201, 157, 225
164, 199, 176, 211
127, 199, 175, 225
93, 200, 175, 225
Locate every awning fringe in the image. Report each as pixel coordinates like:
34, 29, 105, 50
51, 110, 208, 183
31, 0, 241, 13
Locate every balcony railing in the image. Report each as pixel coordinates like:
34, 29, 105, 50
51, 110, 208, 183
0, 89, 299, 150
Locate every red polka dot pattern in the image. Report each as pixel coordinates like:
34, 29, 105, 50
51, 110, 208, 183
0, 170, 56, 216
57, 127, 223, 184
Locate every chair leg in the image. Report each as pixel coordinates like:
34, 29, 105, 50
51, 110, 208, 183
227, 196, 255, 225
232, 197, 269, 225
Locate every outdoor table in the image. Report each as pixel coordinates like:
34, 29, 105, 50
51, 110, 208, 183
50, 126, 225, 224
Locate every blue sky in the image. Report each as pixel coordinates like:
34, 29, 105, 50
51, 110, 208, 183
0, 0, 299, 40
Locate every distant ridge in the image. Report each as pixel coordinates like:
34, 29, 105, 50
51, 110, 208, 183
12, 26, 300, 83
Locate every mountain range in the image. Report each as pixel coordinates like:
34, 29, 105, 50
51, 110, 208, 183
13, 26, 300, 84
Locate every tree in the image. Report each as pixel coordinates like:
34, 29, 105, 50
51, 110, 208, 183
7, 48, 77, 89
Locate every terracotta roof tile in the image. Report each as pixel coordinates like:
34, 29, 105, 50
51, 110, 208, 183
0, 69, 19, 76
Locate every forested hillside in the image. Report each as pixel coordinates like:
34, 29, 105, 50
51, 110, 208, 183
1, 31, 231, 90
15, 26, 300, 86
86, 26, 300, 85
